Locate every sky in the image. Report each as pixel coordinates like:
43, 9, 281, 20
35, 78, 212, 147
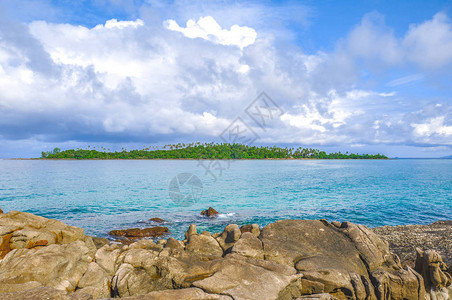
0, 0, 452, 158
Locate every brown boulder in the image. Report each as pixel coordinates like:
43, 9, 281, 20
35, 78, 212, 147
109, 226, 169, 238
149, 217, 166, 223
201, 207, 219, 217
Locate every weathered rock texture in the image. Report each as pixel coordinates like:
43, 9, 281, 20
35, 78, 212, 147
373, 221, 451, 270
415, 248, 452, 300
1, 211, 450, 299
0, 211, 98, 294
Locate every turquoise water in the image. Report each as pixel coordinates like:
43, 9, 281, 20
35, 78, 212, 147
0, 159, 451, 239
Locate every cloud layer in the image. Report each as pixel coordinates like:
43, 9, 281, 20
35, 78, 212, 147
0, 2, 451, 157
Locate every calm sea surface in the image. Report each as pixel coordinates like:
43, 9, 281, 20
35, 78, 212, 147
0, 159, 451, 239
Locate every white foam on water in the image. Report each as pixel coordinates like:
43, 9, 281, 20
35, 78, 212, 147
217, 213, 236, 218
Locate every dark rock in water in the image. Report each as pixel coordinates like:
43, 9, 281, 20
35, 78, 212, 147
201, 207, 219, 217
0, 207, 3, 214
149, 217, 166, 223
108, 227, 169, 238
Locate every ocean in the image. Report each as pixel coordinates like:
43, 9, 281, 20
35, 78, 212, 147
0, 159, 451, 239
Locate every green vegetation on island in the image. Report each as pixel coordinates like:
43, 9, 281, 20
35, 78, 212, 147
41, 143, 388, 159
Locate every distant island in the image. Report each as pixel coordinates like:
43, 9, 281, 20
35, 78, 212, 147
41, 143, 388, 159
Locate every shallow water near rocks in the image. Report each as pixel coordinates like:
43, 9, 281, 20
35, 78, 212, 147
0, 159, 451, 240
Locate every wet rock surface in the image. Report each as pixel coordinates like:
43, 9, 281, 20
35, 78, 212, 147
200, 207, 219, 218
1, 210, 450, 299
149, 217, 166, 223
109, 227, 169, 238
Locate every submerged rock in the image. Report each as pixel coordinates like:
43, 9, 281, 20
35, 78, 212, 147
149, 217, 166, 223
200, 207, 219, 217
109, 227, 169, 238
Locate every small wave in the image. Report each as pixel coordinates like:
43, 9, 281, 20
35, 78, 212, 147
217, 213, 236, 218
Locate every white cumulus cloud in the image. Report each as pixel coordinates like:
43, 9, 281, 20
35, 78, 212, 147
165, 16, 257, 49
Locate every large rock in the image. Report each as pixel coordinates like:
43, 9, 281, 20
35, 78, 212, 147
0, 211, 89, 259
373, 221, 452, 269
0, 211, 438, 299
185, 234, 223, 260
338, 221, 425, 299
201, 207, 219, 218
184, 224, 197, 240
94, 243, 123, 276
215, 224, 241, 252
240, 224, 260, 237
415, 248, 452, 300
192, 255, 302, 300
260, 220, 367, 272
259, 219, 426, 299
75, 262, 110, 299
111, 249, 225, 297
0, 241, 95, 293
231, 232, 264, 259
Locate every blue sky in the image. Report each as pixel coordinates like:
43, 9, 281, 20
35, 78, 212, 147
0, 0, 452, 158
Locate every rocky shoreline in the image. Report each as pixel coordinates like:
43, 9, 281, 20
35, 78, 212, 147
0, 208, 451, 300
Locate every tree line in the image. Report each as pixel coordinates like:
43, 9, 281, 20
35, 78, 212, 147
41, 143, 388, 159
